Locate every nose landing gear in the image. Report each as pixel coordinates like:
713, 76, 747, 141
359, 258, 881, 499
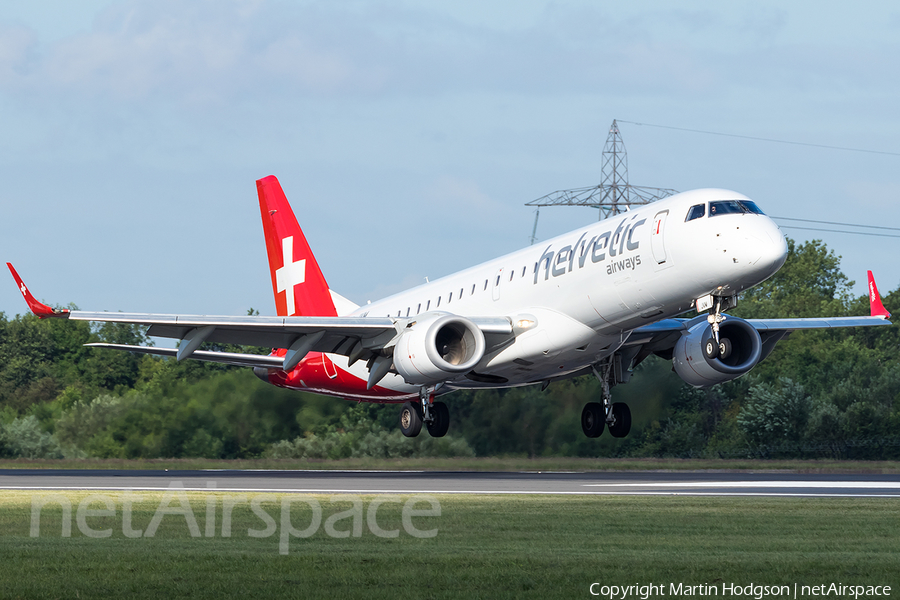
703, 295, 736, 360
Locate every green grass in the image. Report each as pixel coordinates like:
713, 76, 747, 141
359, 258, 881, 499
3, 456, 900, 473
0, 491, 898, 599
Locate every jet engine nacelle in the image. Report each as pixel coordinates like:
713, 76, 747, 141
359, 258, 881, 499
673, 317, 762, 388
392, 313, 486, 385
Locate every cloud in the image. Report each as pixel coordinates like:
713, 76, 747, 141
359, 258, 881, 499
843, 180, 900, 212
0, 1, 791, 106
0, 1, 897, 134
426, 175, 500, 210
0, 25, 38, 86
0, 0, 393, 102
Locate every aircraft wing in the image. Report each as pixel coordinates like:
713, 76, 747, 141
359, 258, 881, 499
621, 312, 890, 372
744, 316, 891, 330
7, 263, 512, 371
73, 311, 402, 351
624, 270, 891, 363
627, 313, 892, 343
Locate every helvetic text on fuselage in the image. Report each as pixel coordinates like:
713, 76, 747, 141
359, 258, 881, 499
535, 215, 646, 283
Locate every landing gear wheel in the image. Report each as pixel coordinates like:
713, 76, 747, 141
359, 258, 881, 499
426, 401, 450, 438
581, 402, 605, 438
399, 401, 423, 437
718, 338, 732, 360
704, 338, 719, 359
608, 403, 631, 438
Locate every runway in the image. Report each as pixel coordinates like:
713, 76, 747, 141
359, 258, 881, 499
2, 469, 900, 497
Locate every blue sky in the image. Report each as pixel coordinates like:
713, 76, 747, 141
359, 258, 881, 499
2, 0, 899, 320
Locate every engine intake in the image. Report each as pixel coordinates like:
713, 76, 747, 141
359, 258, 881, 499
673, 316, 762, 388
393, 313, 486, 385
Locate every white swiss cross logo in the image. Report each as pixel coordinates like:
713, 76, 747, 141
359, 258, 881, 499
275, 236, 306, 316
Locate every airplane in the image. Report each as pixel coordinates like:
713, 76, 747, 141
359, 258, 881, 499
7, 176, 892, 440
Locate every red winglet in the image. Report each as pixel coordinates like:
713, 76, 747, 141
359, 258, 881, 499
867, 270, 891, 319
6, 263, 69, 318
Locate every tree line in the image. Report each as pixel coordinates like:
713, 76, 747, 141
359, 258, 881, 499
1, 238, 898, 460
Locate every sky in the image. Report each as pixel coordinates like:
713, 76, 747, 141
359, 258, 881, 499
1, 0, 899, 322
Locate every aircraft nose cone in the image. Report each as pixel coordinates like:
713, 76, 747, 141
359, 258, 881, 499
736, 218, 787, 286
761, 220, 788, 274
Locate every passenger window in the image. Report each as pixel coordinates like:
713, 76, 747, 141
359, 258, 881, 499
426, 300, 431, 311
509, 271, 514, 282
484, 280, 488, 291
685, 204, 705, 222
448, 292, 453, 303
436, 296, 441, 307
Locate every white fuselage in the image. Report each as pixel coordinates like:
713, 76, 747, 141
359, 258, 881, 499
331, 189, 788, 394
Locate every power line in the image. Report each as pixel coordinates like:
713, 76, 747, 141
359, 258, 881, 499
772, 216, 900, 232
618, 120, 900, 157
779, 225, 900, 239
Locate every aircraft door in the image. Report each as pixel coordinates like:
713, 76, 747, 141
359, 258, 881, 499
492, 268, 502, 301
651, 210, 668, 264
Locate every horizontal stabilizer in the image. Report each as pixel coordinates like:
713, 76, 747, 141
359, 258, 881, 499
85, 343, 285, 369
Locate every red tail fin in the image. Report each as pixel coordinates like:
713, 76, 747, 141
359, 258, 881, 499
867, 270, 891, 319
257, 176, 337, 317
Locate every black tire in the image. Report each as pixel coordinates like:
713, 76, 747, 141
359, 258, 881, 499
718, 338, 733, 360
704, 338, 719, 359
426, 401, 450, 437
581, 402, 605, 438
399, 401, 423, 437
608, 402, 632, 438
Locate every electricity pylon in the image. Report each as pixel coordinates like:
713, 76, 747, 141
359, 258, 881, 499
527, 120, 677, 244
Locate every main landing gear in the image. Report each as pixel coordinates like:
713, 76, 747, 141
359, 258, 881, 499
399, 387, 450, 438
581, 358, 632, 438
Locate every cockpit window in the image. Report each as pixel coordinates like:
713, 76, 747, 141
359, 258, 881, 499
709, 200, 765, 217
685, 204, 706, 222
739, 200, 765, 215
709, 201, 743, 216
